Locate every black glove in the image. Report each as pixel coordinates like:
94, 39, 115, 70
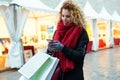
48, 42, 55, 52
48, 41, 64, 52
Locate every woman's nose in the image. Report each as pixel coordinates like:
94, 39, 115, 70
63, 17, 66, 21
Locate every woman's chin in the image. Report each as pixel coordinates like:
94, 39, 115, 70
63, 23, 69, 26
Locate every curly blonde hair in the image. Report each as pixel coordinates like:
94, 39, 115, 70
59, 0, 87, 29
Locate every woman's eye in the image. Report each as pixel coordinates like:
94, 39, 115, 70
66, 15, 70, 18
62, 15, 70, 18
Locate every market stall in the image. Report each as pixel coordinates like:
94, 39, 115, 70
83, 2, 99, 52
22, 11, 57, 53
0, 0, 56, 69
97, 7, 113, 49
112, 10, 120, 46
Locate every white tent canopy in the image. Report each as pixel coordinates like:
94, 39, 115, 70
0, 1, 9, 6
112, 10, 120, 22
98, 7, 112, 20
83, 1, 99, 19
11, 0, 55, 13
55, 0, 65, 12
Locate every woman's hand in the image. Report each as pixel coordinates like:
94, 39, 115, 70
48, 41, 64, 52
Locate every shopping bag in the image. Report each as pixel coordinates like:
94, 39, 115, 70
51, 66, 61, 80
18, 51, 59, 80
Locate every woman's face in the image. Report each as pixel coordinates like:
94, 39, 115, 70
61, 9, 72, 26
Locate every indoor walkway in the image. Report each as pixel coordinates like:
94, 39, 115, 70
84, 47, 120, 80
0, 47, 120, 80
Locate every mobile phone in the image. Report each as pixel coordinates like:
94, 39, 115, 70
46, 39, 53, 42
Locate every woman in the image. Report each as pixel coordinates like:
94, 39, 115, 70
48, 0, 89, 80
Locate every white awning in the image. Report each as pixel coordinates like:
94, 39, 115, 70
98, 7, 112, 20
11, 0, 55, 13
83, 1, 99, 19
112, 10, 120, 22
0, 1, 9, 6
55, 0, 65, 12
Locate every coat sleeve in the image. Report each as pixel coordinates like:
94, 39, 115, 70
62, 29, 89, 63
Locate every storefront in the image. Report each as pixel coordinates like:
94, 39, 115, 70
112, 22, 120, 45
112, 11, 120, 46
0, 12, 57, 70
97, 20, 110, 48
22, 11, 57, 53
0, 0, 59, 69
97, 7, 112, 49
0, 13, 10, 70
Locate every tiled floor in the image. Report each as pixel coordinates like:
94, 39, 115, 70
84, 47, 120, 80
0, 47, 120, 80
0, 69, 21, 80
